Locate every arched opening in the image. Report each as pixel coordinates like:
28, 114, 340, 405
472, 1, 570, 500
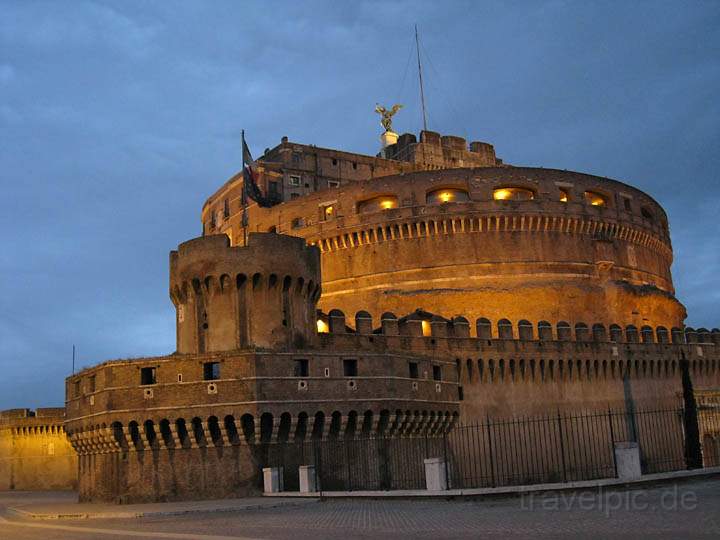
362, 410, 374, 435
357, 195, 399, 213
129, 421, 142, 450
295, 412, 309, 441
498, 319, 513, 339
159, 419, 173, 449
311, 412, 325, 440
240, 414, 255, 444
224, 415, 239, 445
259, 413, 273, 443
207, 416, 223, 446
191, 417, 206, 447
144, 420, 157, 449
493, 186, 535, 201
476, 318, 492, 339
175, 418, 190, 448
584, 190, 607, 206
426, 188, 470, 204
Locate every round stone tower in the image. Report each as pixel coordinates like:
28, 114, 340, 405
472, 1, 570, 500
170, 233, 321, 353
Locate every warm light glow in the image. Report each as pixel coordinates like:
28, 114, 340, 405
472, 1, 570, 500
559, 189, 568, 203
324, 205, 334, 217
493, 187, 535, 201
584, 191, 607, 206
426, 188, 470, 204
421, 320, 431, 337
357, 196, 399, 213
317, 319, 329, 333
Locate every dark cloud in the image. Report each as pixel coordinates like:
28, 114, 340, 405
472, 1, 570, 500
1, 0, 718, 409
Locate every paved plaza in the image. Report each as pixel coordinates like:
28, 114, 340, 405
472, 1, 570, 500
1, 478, 719, 539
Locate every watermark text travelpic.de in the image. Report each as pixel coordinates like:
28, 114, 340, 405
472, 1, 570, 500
520, 485, 698, 516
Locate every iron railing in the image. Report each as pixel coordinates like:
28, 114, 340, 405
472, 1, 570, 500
264, 406, 714, 492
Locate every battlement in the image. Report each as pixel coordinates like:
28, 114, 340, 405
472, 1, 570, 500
318, 309, 719, 346
383, 130, 500, 168
170, 233, 321, 354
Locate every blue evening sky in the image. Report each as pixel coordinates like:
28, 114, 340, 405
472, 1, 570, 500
1, 0, 718, 409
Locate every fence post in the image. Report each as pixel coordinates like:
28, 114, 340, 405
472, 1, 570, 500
608, 407, 617, 478
443, 431, 449, 490
557, 411, 567, 482
345, 438, 351, 491
486, 415, 495, 488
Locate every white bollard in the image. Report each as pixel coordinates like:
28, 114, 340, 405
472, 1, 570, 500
424, 457, 447, 491
263, 467, 284, 493
299, 465, 317, 493
614, 442, 642, 480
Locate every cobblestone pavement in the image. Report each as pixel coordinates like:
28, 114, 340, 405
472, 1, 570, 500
1, 479, 719, 539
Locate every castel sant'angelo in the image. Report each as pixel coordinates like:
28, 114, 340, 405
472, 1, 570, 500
2, 108, 719, 503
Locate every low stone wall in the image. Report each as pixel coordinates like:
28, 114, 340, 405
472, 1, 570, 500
0, 408, 77, 491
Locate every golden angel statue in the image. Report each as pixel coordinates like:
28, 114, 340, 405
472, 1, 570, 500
375, 103, 403, 133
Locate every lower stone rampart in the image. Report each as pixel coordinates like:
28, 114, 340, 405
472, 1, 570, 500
0, 408, 77, 491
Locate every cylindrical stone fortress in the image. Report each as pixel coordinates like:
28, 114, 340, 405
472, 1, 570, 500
204, 164, 685, 332
170, 233, 321, 353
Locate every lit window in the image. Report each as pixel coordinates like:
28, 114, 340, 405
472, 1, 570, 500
493, 187, 535, 201
289, 175, 301, 187
317, 319, 329, 333
426, 188, 470, 204
421, 320, 431, 337
357, 196, 399, 213
320, 205, 334, 221
559, 189, 569, 203
584, 191, 607, 206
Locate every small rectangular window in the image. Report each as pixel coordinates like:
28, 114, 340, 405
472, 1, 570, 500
269, 181, 279, 196
289, 175, 301, 186
73, 380, 81, 397
432, 365, 442, 381
203, 362, 220, 381
291, 152, 302, 164
140, 367, 157, 386
343, 359, 358, 377
320, 204, 334, 221
88, 375, 96, 393
623, 197, 632, 211
294, 359, 309, 377
458, 386, 464, 401
328, 180, 340, 188
409, 362, 419, 379
223, 199, 230, 218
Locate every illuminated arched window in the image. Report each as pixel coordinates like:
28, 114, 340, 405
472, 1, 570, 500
493, 187, 535, 201
584, 191, 607, 206
559, 189, 569, 203
357, 195, 399, 213
426, 188, 470, 204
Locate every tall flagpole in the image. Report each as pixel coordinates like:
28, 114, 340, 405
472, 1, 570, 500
415, 24, 428, 133
241, 129, 248, 246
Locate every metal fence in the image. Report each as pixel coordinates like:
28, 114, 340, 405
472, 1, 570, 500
264, 406, 715, 492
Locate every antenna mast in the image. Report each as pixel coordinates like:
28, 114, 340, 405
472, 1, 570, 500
415, 24, 428, 132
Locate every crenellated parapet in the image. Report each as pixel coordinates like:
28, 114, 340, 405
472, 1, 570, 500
0, 408, 77, 491
170, 233, 321, 353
